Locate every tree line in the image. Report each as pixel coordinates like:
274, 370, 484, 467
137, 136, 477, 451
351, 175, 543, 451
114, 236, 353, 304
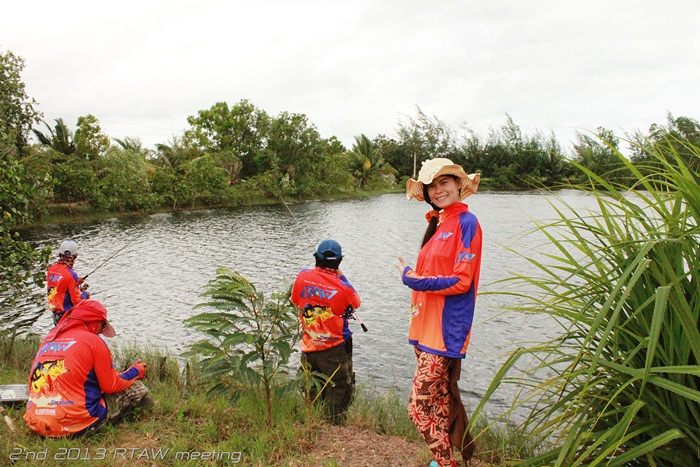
4, 47, 700, 219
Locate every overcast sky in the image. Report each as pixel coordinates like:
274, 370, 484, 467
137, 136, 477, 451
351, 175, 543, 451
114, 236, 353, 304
2, 0, 699, 153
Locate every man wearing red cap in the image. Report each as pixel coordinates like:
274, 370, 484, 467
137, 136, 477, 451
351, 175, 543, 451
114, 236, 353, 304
24, 299, 151, 437
291, 239, 362, 425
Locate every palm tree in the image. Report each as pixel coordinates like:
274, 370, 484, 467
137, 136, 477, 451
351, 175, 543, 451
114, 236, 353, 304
114, 136, 144, 153
350, 134, 385, 189
153, 140, 201, 171
32, 118, 76, 156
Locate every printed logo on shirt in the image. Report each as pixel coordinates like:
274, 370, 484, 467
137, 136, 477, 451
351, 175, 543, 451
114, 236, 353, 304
457, 251, 475, 262
30, 359, 68, 396
300, 285, 337, 300
301, 304, 336, 344
49, 399, 75, 406
47, 287, 58, 311
301, 304, 333, 326
39, 341, 76, 355
437, 232, 453, 240
48, 273, 64, 283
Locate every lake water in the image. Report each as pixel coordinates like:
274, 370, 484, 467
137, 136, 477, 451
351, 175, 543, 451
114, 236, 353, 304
20, 190, 599, 417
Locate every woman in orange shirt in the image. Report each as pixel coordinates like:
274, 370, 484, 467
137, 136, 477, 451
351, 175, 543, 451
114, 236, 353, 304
396, 158, 481, 467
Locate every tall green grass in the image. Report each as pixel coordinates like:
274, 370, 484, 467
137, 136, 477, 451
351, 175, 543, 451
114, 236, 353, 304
480, 139, 700, 465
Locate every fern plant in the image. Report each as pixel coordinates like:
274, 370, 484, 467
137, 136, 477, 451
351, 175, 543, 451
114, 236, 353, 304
184, 267, 300, 423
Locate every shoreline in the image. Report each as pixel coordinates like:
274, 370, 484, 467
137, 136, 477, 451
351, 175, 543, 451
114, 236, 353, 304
17, 186, 406, 230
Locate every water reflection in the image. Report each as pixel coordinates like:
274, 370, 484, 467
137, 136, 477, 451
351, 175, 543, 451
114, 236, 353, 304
19, 190, 599, 417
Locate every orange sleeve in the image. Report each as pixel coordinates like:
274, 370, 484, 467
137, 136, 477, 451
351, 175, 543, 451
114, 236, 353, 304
92, 338, 134, 394
67, 275, 84, 306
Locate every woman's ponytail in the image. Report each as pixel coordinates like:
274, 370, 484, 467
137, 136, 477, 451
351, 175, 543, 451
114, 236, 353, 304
420, 184, 440, 247
421, 215, 439, 247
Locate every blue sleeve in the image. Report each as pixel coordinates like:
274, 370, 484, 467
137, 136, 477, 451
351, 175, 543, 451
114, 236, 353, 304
402, 266, 459, 291
339, 275, 357, 291
339, 275, 362, 309
119, 367, 140, 381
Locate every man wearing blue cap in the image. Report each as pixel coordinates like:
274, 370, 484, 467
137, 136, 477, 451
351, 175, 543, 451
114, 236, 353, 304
291, 239, 362, 424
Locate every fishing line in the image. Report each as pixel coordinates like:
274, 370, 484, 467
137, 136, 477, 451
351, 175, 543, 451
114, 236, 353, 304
279, 195, 369, 332
278, 195, 321, 249
82, 231, 144, 281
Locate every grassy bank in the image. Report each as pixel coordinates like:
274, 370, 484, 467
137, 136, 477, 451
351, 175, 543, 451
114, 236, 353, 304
1, 335, 526, 466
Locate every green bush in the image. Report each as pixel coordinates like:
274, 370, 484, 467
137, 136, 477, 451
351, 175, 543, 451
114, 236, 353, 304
184, 267, 300, 424
0, 136, 51, 326
92, 147, 153, 212
184, 156, 230, 207
51, 157, 97, 204
149, 165, 193, 210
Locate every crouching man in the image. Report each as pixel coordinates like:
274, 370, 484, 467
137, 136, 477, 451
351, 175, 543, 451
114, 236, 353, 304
24, 299, 151, 437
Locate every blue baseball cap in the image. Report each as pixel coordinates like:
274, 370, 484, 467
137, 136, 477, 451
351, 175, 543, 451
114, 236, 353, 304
315, 239, 343, 260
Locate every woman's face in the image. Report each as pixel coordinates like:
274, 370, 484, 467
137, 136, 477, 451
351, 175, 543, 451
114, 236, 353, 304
426, 175, 461, 209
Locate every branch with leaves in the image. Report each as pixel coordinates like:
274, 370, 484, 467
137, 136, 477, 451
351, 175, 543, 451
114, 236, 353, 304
184, 267, 300, 424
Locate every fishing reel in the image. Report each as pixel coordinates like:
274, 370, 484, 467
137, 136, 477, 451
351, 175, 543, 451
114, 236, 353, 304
79, 277, 90, 299
344, 306, 368, 332
343, 306, 355, 320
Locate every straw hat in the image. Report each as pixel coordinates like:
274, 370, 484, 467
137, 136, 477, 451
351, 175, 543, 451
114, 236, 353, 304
406, 158, 480, 202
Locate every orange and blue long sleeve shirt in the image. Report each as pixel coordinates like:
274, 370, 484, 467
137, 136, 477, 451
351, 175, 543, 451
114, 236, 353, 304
402, 202, 482, 358
47, 262, 85, 314
23, 328, 141, 437
291, 267, 362, 353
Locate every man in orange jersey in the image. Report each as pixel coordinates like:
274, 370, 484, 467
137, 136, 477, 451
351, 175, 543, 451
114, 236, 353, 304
24, 299, 151, 437
46, 239, 90, 325
291, 239, 362, 424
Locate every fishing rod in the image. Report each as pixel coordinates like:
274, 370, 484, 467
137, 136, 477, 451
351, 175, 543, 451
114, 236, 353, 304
81, 233, 142, 281
279, 194, 369, 332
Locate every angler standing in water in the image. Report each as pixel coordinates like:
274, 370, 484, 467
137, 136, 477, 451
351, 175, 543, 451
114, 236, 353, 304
46, 239, 90, 326
395, 158, 481, 467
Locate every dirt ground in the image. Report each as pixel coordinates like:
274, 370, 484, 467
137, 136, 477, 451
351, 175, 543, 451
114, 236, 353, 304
294, 425, 490, 467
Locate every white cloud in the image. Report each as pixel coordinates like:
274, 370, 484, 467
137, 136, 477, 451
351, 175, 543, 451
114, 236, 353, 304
2, 0, 699, 153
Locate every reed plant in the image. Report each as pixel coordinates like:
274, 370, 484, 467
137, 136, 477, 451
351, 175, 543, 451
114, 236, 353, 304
478, 138, 700, 465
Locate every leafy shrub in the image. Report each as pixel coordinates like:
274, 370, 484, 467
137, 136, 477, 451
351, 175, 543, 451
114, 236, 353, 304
51, 157, 97, 204
184, 156, 230, 207
92, 147, 153, 212
149, 165, 193, 210
184, 267, 300, 423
